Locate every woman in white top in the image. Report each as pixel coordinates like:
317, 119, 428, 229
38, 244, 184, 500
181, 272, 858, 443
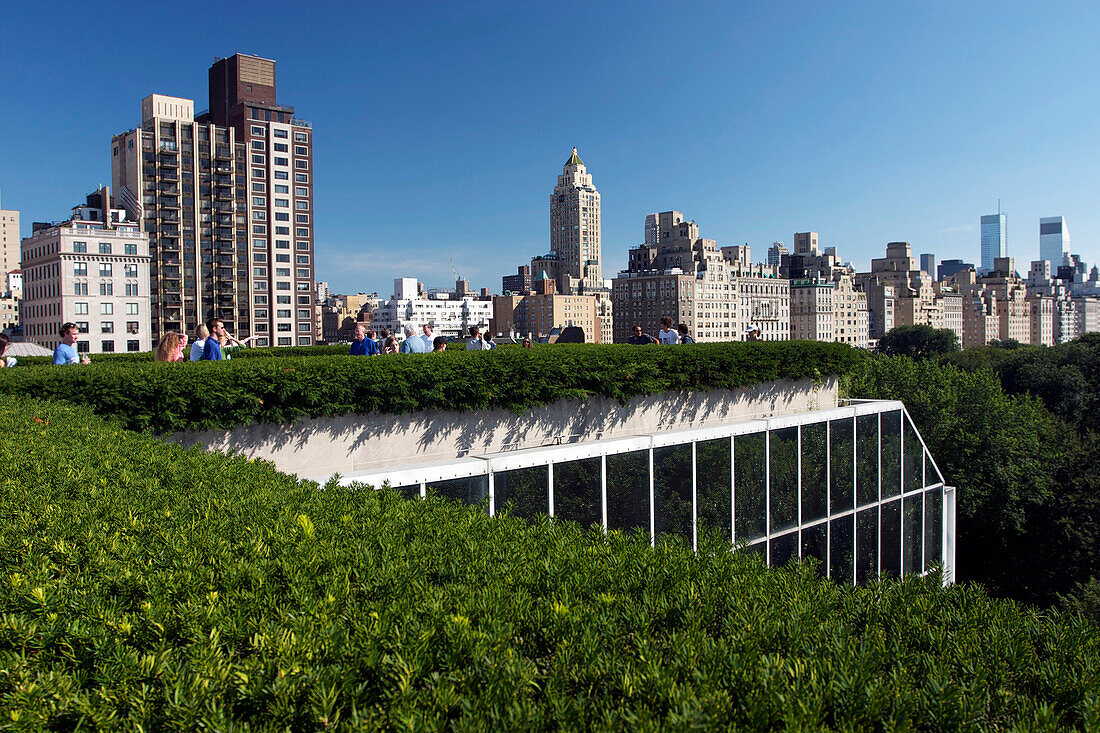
189, 324, 209, 361
657, 315, 680, 344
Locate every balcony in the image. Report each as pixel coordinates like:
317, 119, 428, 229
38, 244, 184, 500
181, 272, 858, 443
159, 170, 179, 181
214, 147, 232, 160
158, 155, 179, 168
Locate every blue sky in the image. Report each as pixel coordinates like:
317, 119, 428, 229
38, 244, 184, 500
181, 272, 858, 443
3, 1, 1100, 296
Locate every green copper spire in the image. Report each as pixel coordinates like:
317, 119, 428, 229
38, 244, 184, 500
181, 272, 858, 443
565, 147, 584, 167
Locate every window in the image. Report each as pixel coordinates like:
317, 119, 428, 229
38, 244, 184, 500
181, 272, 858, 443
255, 281, 268, 291
297, 309, 311, 320
251, 154, 265, 165
73, 241, 87, 253
275, 254, 290, 263
274, 171, 288, 180
295, 214, 309, 223
124, 264, 138, 278
296, 268, 310, 278
274, 157, 288, 166
76, 322, 89, 333
101, 322, 114, 334
75, 302, 89, 315
74, 282, 88, 295
125, 283, 139, 296
252, 168, 264, 178
254, 267, 267, 277
275, 198, 289, 207
99, 263, 112, 277
294, 173, 308, 183
298, 336, 312, 346
276, 282, 291, 291
74, 262, 87, 276
99, 243, 112, 254
277, 323, 292, 332
296, 228, 309, 237
296, 254, 310, 264
297, 296, 311, 305
126, 321, 139, 334
251, 140, 265, 150
275, 240, 290, 249
278, 295, 292, 304
252, 196, 266, 206
253, 211, 267, 220
298, 322, 312, 332
294, 131, 308, 142
254, 308, 269, 318
274, 185, 289, 194
251, 125, 265, 136
275, 212, 289, 221
276, 309, 291, 318
296, 282, 310, 292
297, 241, 310, 250
252, 224, 267, 234
124, 243, 138, 255
275, 226, 290, 234
253, 253, 267, 262
295, 159, 308, 170
126, 303, 139, 315
100, 303, 113, 315
277, 337, 292, 346
99, 282, 113, 295
294, 186, 308, 196
294, 145, 308, 156
276, 267, 290, 277
273, 129, 288, 139
254, 294, 268, 304
252, 182, 266, 192
101, 340, 115, 353
274, 143, 288, 152
127, 340, 140, 352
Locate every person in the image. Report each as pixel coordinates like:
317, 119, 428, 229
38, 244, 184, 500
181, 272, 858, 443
746, 325, 762, 342
375, 329, 391, 353
627, 325, 657, 345
677, 323, 695, 344
522, 338, 532, 348
349, 324, 379, 356
202, 318, 226, 360
0, 333, 15, 367
53, 323, 90, 365
220, 328, 243, 359
657, 316, 680, 344
399, 324, 427, 353
432, 336, 447, 352
190, 324, 209, 361
382, 336, 398, 354
465, 326, 485, 351
421, 323, 434, 351
483, 332, 496, 350
155, 332, 182, 362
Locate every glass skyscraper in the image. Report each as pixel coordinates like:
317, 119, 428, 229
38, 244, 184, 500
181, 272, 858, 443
979, 213, 1007, 273
1039, 216, 1070, 268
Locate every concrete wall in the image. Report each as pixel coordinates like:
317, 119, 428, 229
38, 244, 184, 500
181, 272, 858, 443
170, 377, 838, 481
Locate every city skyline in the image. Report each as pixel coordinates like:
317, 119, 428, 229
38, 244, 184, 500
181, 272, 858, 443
4, 2, 1100, 296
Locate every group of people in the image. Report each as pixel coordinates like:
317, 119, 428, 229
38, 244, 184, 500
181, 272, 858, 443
628, 316, 696, 345
152, 319, 239, 362
348, 323, 521, 356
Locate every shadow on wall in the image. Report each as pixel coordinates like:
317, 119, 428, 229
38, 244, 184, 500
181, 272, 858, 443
170, 377, 837, 478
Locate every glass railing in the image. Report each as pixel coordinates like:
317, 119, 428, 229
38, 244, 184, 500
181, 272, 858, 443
338, 400, 956, 585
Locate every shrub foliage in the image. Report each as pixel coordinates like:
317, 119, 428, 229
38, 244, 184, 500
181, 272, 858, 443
2, 395, 1099, 729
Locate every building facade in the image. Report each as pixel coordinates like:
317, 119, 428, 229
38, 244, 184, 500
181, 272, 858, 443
372, 277, 491, 342
491, 281, 604, 343
533, 148, 602, 295
19, 187, 151, 354
1039, 216, 1069, 269
111, 53, 315, 347
0, 196, 19, 280
502, 265, 532, 295
980, 213, 1007, 273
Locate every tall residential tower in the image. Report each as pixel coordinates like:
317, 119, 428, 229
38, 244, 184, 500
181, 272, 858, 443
111, 53, 315, 346
532, 148, 602, 295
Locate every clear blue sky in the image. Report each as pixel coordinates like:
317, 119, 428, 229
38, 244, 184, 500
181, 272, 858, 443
3, 1, 1100, 296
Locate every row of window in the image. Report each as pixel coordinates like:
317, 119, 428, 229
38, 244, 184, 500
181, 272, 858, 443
254, 295, 313, 306
72, 302, 140, 315
73, 282, 141, 296
73, 263, 141, 277
251, 183, 309, 196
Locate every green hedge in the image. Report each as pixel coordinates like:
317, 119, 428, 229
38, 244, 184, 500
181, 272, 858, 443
2, 395, 1098, 729
0, 341, 864, 434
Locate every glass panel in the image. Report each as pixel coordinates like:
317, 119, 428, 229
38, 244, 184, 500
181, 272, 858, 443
925, 488, 943, 571
829, 418, 855, 514
769, 427, 798, 533
493, 465, 548, 518
801, 422, 827, 522
903, 415, 923, 493
830, 515, 854, 585
881, 410, 901, 499
856, 414, 879, 507
696, 438, 732, 544
800, 523, 827, 577
741, 541, 767, 561
606, 450, 649, 535
654, 445, 692, 543
925, 450, 944, 485
856, 507, 878, 584
734, 432, 767, 543
427, 475, 488, 508
389, 483, 421, 500
553, 457, 602, 527
770, 531, 798, 567
880, 500, 901, 578
903, 494, 923, 576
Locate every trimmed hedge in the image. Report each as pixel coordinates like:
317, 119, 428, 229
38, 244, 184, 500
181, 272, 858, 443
0, 341, 864, 433
2, 395, 1099, 729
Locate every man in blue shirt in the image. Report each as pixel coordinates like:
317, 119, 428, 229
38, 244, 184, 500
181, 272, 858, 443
202, 318, 225, 360
399, 325, 427, 353
349, 324, 378, 355
53, 322, 90, 365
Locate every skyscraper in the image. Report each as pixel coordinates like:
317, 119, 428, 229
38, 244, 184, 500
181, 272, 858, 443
980, 213, 1007, 273
1039, 216, 1070, 268
533, 148, 601, 295
920, 253, 936, 278
0, 194, 19, 279
111, 53, 315, 346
